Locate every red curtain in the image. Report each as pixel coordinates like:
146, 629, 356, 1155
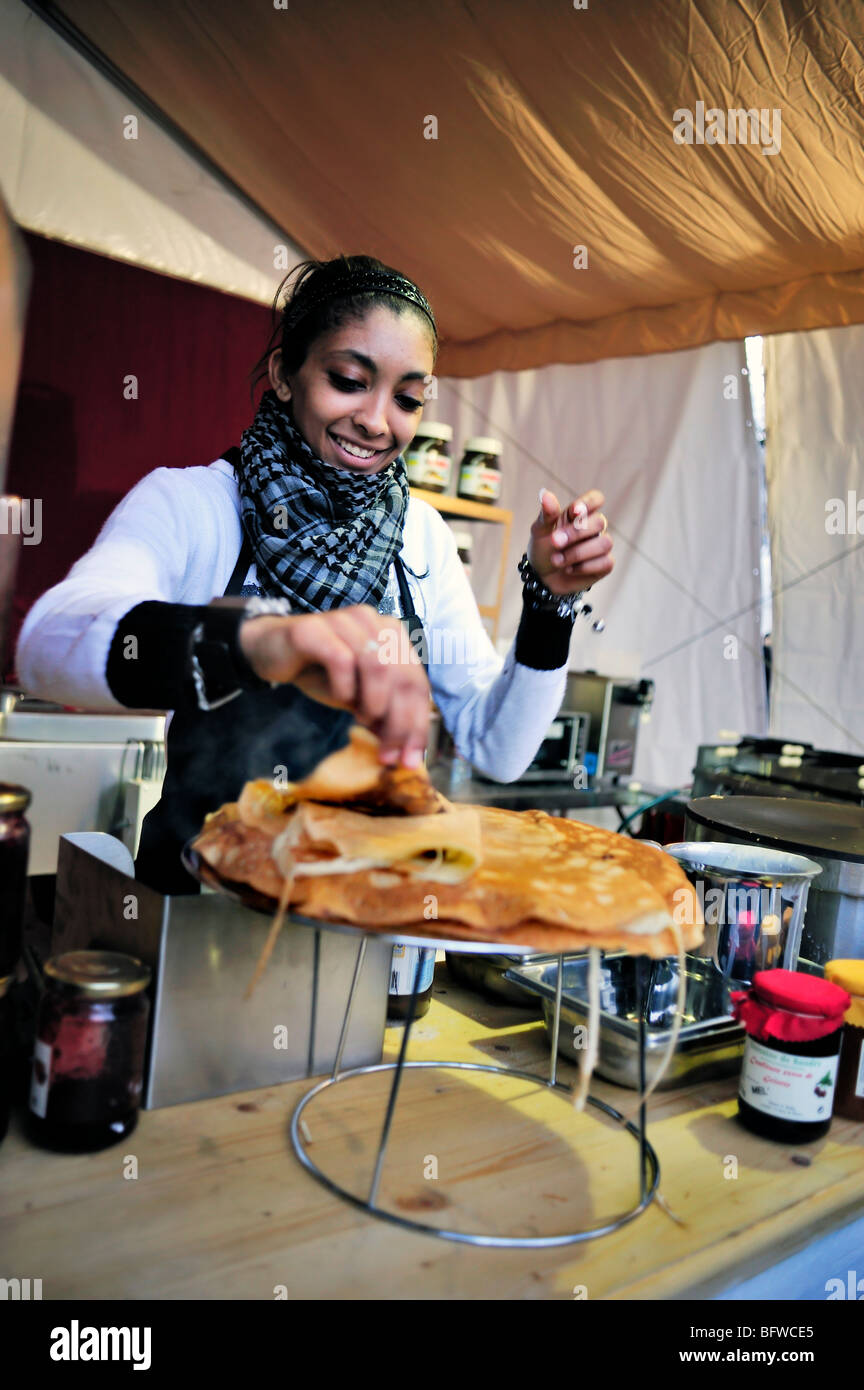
6, 233, 273, 679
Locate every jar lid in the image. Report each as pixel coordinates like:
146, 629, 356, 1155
0, 783, 30, 813
752, 968, 849, 1017
825, 959, 864, 998
45, 949, 150, 998
409, 422, 453, 442
462, 436, 502, 455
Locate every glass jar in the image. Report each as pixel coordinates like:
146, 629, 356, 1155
731, 969, 850, 1143
404, 423, 453, 493
27, 950, 151, 1153
0, 976, 12, 1145
824, 959, 864, 1122
451, 528, 473, 584
457, 437, 502, 505
0, 784, 31, 980
387, 944, 434, 1021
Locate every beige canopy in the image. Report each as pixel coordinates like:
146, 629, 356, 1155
46, 0, 864, 376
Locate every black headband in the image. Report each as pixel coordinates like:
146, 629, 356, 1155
283, 270, 437, 335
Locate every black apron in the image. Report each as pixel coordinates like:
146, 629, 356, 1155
134, 449, 424, 896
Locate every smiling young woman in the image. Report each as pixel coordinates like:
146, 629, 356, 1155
16, 254, 614, 895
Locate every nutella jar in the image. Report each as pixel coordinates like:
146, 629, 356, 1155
404, 423, 453, 493
457, 437, 502, 505
825, 959, 864, 1122
27, 950, 151, 1153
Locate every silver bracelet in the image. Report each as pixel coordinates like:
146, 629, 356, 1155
241, 595, 294, 620
518, 553, 605, 630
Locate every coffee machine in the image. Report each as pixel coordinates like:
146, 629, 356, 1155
563, 672, 655, 783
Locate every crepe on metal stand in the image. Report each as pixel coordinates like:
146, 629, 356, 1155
190, 725, 704, 1096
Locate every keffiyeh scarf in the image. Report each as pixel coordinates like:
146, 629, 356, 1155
234, 389, 409, 611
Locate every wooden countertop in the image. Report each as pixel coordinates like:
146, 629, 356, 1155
3, 965, 863, 1301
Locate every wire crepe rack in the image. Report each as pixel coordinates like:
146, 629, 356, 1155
183, 844, 660, 1248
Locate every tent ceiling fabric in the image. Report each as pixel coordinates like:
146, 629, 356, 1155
52, 0, 864, 376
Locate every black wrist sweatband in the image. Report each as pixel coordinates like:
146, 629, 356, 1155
514, 594, 575, 671
106, 601, 267, 709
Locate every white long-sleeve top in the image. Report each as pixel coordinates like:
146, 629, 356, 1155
16, 458, 570, 780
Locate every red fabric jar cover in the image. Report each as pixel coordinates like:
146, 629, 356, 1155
731, 969, 851, 1044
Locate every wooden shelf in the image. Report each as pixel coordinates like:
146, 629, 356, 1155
409, 487, 512, 525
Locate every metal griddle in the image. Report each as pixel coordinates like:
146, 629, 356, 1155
686, 796, 864, 862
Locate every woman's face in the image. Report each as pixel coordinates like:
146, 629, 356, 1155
269, 305, 434, 474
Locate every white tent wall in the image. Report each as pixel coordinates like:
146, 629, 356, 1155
0, 2, 296, 303
438, 340, 767, 787
0, 3, 769, 787
765, 326, 864, 754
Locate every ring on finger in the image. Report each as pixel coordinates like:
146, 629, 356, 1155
599, 515, 608, 534
363, 638, 380, 654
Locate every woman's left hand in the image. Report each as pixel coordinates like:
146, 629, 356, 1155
527, 488, 614, 594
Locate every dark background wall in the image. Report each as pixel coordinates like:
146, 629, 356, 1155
6, 232, 273, 681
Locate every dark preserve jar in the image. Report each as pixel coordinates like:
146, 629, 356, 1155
0, 978, 12, 1144
0, 784, 31, 980
27, 950, 150, 1153
731, 969, 850, 1144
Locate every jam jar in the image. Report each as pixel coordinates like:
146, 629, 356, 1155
404, 423, 453, 493
731, 969, 850, 1143
27, 950, 151, 1153
0, 783, 31, 981
824, 959, 864, 1122
457, 437, 502, 505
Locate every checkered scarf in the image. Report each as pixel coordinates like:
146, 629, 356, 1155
235, 389, 409, 611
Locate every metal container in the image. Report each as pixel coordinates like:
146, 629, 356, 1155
505, 954, 744, 1090
685, 797, 864, 966
51, 834, 390, 1109
664, 840, 821, 985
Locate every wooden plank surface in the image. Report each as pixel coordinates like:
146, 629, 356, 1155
2, 963, 862, 1301
408, 487, 512, 525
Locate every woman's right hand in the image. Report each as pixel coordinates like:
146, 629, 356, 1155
238, 606, 430, 768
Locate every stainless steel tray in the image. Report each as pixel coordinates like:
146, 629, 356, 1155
504, 954, 745, 1090
445, 951, 545, 1007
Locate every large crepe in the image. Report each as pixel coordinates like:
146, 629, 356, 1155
192, 745, 704, 957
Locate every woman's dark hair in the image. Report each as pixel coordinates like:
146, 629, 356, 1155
249, 253, 438, 401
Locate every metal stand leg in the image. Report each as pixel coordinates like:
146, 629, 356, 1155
548, 953, 563, 1087
638, 955, 648, 1204
290, 939, 662, 1247
368, 948, 424, 1207
332, 937, 368, 1081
